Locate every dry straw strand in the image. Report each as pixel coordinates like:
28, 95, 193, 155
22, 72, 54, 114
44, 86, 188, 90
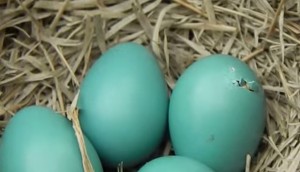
67, 92, 94, 172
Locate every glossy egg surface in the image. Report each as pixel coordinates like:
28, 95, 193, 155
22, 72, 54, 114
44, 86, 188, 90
78, 42, 169, 167
138, 156, 214, 172
0, 106, 103, 172
169, 54, 266, 172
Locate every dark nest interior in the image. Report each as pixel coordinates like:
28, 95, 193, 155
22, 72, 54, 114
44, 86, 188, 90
1, 0, 300, 171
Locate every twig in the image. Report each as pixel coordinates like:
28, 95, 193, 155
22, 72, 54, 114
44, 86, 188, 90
263, 0, 287, 47
242, 47, 265, 62
243, 0, 287, 61
172, 0, 207, 17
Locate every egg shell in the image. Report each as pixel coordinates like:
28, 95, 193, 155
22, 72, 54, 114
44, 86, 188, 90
169, 54, 266, 172
138, 156, 215, 172
78, 42, 169, 167
0, 106, 103, 172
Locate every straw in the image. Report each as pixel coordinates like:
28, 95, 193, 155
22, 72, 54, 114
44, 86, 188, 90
1, 0, 300, 171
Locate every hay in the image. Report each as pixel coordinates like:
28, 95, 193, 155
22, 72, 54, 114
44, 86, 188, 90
1, 0, 300, 171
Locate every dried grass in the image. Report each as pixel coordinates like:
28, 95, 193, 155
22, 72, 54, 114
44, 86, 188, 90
1, 0, 300, 172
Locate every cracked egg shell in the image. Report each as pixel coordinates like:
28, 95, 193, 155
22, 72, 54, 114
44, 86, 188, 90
169, 54, 266, 172
138, 156, 215, 172
78, 42, 169, 168
0, 106, 103, 172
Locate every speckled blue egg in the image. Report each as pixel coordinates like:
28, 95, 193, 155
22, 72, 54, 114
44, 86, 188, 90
169, 54, 266, 172
78, 42, 169, 168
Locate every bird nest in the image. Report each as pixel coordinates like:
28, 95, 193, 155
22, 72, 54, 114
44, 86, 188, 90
1, 0, 300, 171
